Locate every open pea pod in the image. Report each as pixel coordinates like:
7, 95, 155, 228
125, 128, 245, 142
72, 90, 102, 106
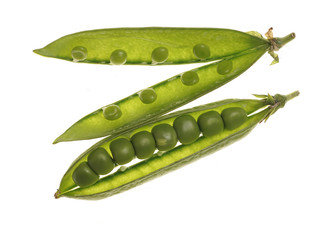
34, 27, 292, 65
55, 91, 299, 200
52, 29, 294, 143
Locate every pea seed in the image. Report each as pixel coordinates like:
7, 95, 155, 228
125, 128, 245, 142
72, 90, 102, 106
110, 138, 135, 165
151, 47, 168, 64
103, 105, 122, 120
110, 49, 127, 65
138, 88, 157, 104
151, 123, 177, 151
71, 46, 88, 62
197, 111, 224, 137
87, 147, 115, 175
217, 60, 233, 75
72, 162, 99, 188
131, 131, 156, 159
193, 44, 210, 60
173, 115, 200, 144
181, 71, 199, 86
221, 107, 247, 130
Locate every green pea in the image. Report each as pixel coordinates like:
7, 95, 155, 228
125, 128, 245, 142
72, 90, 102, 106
110, 49, 127, 65
181, 71, 199, 86
71, 46, 88, 62
217, 60, 233, 75
138, 88, 157, 104
103, 105, 122, 120
221, 107, 248, 130
151, 47, 168, 63
151, 123, 177, 151
131, 131, 156, 159
193, 44, 210, 60
109, 138, 135, 165
197, 111, 224, 137
173, 115, 200, 145
87, 147, 115, 175
72, 162, 99, 188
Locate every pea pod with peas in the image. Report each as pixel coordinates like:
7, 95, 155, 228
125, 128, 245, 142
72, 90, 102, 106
39, 27, 295, 143
34, 27, 293, 66
55, 91, 299, 199
34, 27, 297, 200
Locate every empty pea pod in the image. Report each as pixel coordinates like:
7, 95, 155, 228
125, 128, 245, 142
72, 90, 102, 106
34, 27, 295, 65
54, 91, 299, 200
52, 30, 294, 143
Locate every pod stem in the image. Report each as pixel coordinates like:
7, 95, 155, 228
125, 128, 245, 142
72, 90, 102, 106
285, 90, 300, 101
54, 189, 61, 199
254, 90, 299, 123
272, 32, 296, 50
265, 27, 296, 65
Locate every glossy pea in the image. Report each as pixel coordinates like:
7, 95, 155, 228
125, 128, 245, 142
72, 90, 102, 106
151, 123, 177, 151
193, 44, 210, 59
138, 88, 157, 104
221, 107, 248, 130
109, 138, 135, 165
217, 60, 233, 75
181, 71, 199, 86
131, 131, 156, 159
197, 111, 224, 137
173, 115, 200, 144
87, 147, 115, 175
151, 47, 168, 63
71, 46, 88, 62
110, 49, 127, 65
72, 162, 99, 188
103, 105, 122, 120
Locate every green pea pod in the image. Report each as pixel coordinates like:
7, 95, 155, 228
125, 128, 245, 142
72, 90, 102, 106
52, 30, 294, 143
34, 27, 291, 65
54, 91, 299, 200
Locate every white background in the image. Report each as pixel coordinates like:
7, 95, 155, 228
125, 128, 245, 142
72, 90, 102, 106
1, 0, 322, 239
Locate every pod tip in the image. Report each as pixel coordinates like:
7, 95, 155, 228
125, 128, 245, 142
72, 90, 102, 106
54, 189, 61, 199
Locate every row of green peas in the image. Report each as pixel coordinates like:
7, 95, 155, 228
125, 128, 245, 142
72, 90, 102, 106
71, 43, 214, 64
102, 60, 233, 120
72, 106, 247, 187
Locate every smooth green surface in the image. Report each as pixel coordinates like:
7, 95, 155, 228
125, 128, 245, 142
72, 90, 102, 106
87, 147, 115, 175
181, 71, 199, 86
152, 123, 178, 151
138, 88, 157, 104
72, 162, 99, 188
221, 107, 248, 130
109, 138, 135, 165
193, 43, 211, 59
53, 46, 269, 143
173, 115, 200, 144
197, 111, 224, 137
34, 27, 269, 64
131, 131, 156, 159
110, 49, 127, 65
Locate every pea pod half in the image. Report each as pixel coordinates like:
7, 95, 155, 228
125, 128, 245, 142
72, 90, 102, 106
55, 91, 299, 200
53, 29, 294, 143
34, 27, 292, 65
